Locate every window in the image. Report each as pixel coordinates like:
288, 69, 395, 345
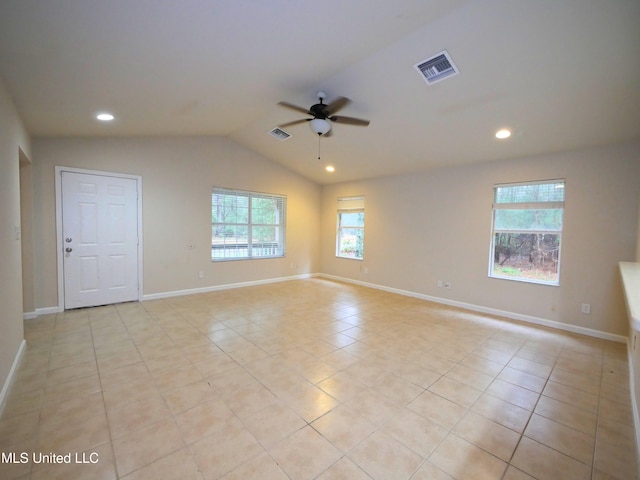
336, 196, 365, 260
211, 188, 286, 260
490, 180, 565, 285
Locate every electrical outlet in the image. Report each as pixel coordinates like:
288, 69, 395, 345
198, 271, 204, 279
437, 280, 443, 288
581, 303, 591, 314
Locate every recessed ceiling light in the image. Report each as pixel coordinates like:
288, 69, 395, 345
495, 129, 511, 139
96, 113, 115, 121
325, 165, 335, 173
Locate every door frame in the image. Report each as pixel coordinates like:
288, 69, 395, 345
55, 166, 143, 311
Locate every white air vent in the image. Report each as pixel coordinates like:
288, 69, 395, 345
414, 50, 459, 85
268, 127, 292, 140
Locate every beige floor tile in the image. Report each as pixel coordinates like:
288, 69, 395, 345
37, 410, 110, 454
102, 377, 161, 410
524, 414, 594, 465
511, 436, 591, 480
411, 461, 455, 479
0, 410, 40, 450
312, 403, 376, 453
497, 366, 547, 393
348, 430, 424, 480
534, 395, 597, 436
241, 402, 306, 449
429, 376, 483, 408
174, 397, 238, 445
599, 395, 634, 426
472, 345, 513, 365
315, 456, 373, 480
549, 366, 601, 396
429, 433, 507, 480
112, 418, 185, 477
189, 419, 264, 479
594, 421, 640, 480
343, 389, 403, 427
2, 279, 639, 480
446, 363, 495, 391
281, 383, 340, 423
99, 361, 151, 388
143, 351, 190, 374
220, 452, 289, 480
162, 378, 218, 414
205, 365, 258, 393
485, 378, 539, 411
39, 390, 106, 432
152, 364, 204, 393
316, 370, 369, 402
408, 390, 467, 430
45, 359, 98, 386
223, 382, 279, 419
382, 408, 448, 457
507, 356, 553, 378
391, 361, 442, 388
502, 465, 537, 480
120, 447, 203, 480
107, 393, 172, 439
453, 411, 520, 461
269, 425, 342, 480
541, 380, 599, 413
372, 372, 425, 406
43, 373, 102, 405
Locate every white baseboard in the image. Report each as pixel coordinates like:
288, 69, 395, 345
35, 306, 59, 316
27, 272, 626, 343
0, 339, 26, 418
142, 273, 319, 301
319, 273, 627, 343
22, 311, 37, 320
627, 339, 640, 474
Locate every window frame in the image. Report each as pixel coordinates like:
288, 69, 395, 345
211, 187, 286, 261
489, 179, 565, 286
336, 196, 365, 260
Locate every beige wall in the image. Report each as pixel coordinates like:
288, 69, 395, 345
32, 136, 321, 308
0, 77, 31, 399
321, 142, 640, 338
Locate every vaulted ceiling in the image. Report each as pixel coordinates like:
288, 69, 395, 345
1, 0, 639, 184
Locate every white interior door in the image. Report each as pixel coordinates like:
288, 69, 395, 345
61, 171, 139, 309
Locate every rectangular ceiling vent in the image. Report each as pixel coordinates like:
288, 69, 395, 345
268, 127, 291, 141
414, 50, 459, 85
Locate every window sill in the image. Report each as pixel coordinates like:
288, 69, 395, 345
336, 256, 363, 261
489, 274, 559, 287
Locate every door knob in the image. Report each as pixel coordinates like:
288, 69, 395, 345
65, 237, 72, 243
65, 247, 73, 253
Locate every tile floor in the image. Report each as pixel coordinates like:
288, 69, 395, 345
0, 278, 638, 480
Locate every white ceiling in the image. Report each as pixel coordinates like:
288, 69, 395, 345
1, 0, 639, 184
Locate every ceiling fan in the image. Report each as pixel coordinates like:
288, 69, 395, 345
278, 91, 370, 137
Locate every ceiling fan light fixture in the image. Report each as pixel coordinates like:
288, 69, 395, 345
96, 112, 115, 122
495, 128, 511, 139
309, 118, 331, 136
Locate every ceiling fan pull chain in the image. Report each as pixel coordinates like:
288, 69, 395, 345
318, 134, 321, 160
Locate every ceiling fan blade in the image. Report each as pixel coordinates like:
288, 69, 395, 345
324, 96, 351, 115
330, 115, 370, 126
278, 118, 310, 128
277, 101, 310, 115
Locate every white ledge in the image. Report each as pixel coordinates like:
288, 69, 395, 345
620, 262, 640, 332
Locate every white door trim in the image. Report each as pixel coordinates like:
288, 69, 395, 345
55, 166, 143, 311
